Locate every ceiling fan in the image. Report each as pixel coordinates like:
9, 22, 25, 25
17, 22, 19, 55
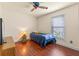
31, 2, 48, 12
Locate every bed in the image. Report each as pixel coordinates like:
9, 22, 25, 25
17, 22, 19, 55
30, 32, 56, 48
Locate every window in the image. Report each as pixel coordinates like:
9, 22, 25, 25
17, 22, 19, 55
52, 15, 64, 40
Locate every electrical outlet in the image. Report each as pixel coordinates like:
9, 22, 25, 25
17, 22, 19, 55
70, 40, 73, 44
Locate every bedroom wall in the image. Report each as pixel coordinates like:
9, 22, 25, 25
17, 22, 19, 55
0, 4, 2, 17
37, 4, 79, 51
0, 2, 37, 42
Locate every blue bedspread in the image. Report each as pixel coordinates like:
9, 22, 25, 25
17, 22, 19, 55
30, 32, 56, 48
42, 34, 55, 40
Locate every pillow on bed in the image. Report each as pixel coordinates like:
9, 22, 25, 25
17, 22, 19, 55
39, 32, 47, 35
35, 32, 40, 34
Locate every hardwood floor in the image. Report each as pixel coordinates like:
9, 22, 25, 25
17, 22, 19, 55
15, 40, 79, 56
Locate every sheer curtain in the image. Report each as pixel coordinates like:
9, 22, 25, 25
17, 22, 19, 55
52, 15, 64, 40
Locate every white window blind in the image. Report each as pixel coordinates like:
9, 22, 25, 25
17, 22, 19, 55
52, 15, 64, 40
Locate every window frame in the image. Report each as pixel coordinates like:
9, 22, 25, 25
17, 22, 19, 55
51, 15, 65, 40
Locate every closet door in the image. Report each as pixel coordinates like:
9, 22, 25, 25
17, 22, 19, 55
0, 18, 2, 45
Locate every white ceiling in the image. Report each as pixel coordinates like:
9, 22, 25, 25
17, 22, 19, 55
1, 2, 76, 18
29, 2, 76, 18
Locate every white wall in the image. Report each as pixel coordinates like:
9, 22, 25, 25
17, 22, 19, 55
38, 4, 79, 51
0, 3, 37, 42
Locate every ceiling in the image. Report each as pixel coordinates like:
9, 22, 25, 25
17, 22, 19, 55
1, 2, 76, 18
28, 2, 76, 18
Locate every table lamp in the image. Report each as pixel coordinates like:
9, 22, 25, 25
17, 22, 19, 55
18, 31, 27, 42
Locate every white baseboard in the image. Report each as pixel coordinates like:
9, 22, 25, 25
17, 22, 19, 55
56, 42, 79, 51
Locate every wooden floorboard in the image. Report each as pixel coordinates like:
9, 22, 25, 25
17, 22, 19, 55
15, 40, 79, 56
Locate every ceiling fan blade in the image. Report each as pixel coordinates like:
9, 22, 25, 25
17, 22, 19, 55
31, 8, 35, 12
39, 6, 48, 9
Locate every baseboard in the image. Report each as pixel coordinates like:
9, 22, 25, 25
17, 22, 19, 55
56, 43, 79, 51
